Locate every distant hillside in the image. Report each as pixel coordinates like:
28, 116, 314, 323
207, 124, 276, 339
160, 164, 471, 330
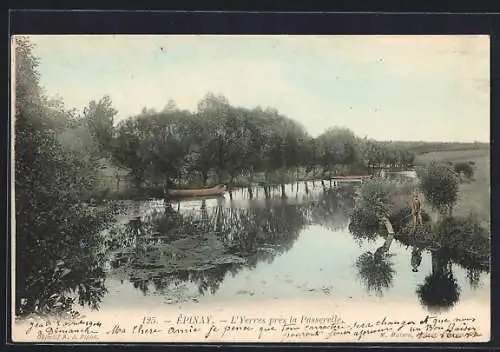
383, 141, 489, 155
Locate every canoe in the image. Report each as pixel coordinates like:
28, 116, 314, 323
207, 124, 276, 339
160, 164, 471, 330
166, 184, 227, 198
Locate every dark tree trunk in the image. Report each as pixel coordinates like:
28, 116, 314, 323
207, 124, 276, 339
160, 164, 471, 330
133, 176, 142, 190
304, 181, 309, 194
228, 176, 234, 200
201, 170, 209, 187
248, 185, 254, 199
264, 185, 270, 199
164, 177, 173, 204
281, 183, 287, 199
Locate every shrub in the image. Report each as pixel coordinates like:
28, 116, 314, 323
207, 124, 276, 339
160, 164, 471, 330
389, 205, 430, 233
418, 161, 459, 216
453, 161, 475, 179
358, 178, 393, 218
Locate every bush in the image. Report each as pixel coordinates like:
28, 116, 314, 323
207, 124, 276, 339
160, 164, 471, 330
358, 178, 394, 218
434, 214, 489, 251
389, 205, 431, 233
453, 161, 475, 179
418, 161, 459, 215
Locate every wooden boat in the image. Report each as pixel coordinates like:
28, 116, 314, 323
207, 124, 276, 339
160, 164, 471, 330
330, 175, 371, 180
329, 175, 372, 182
166, 184, 227, 198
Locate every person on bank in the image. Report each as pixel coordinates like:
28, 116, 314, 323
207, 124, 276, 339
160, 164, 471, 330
411, 191, 423, 230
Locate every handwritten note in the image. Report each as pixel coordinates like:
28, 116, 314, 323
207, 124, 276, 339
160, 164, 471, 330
17, 312, 485, 343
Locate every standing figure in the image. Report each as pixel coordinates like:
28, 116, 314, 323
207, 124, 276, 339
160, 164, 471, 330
411, 191, 423, 230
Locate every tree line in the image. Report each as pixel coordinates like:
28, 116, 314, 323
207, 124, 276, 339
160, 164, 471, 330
104, 95, 416, 193
15, 37, 418, 200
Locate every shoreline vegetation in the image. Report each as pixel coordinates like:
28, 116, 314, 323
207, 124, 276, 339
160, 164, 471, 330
14, 36, 490, 318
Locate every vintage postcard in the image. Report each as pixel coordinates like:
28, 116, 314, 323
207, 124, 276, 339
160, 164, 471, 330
10, 34, 490, 343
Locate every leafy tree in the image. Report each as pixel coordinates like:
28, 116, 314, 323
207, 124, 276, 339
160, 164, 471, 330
184, 112, 218, 186
418, 161, 460, 216
83, 95, 117, 156
112, 118, 149, 188
196, 92, 232, 183
361, 139, 383, 174
14, 36, 116, 315
358, 178, 394, 219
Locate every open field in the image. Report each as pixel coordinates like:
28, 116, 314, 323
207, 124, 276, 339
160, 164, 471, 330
454, 154, 490, 230
416, 148, 490, 232
394, 141, 489, 155
414, 148, 490, 165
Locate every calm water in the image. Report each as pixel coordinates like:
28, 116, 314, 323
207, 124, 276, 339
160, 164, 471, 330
88, 180, 490, 315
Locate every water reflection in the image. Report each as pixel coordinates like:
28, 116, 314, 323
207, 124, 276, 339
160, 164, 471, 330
411, 246, 424, 272
416, 248, 461, 313
107, 197, 312, 298
355, 235, 396, 297
17, 180, 489, 318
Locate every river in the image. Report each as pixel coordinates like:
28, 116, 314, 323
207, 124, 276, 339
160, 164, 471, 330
58, 178, 487, 318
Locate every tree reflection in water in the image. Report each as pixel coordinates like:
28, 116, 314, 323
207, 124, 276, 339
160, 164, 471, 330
349, 209, 476, 312
107, 186, 356, 298
355, 235, 396, 297
17, 220, 110, 318
416, 248, 461, 313
19, 183, 485, 316
109, 198, 308, 297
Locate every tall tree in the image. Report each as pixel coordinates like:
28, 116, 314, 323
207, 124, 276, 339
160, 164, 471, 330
83, 95, 117, 156
14, 37, 114, 315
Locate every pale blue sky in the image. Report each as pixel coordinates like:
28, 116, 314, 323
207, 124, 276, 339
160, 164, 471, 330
22, 35, 489, 142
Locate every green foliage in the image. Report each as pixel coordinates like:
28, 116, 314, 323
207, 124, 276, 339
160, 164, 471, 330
433, 214, 490, 254
453, 161, 475, 179
389, 205, 431, 232
83, 95, 117, 156
358, 178, 394, 218
418, 161, 460, 215
316, 127, 361, 175
14, 36, 118, 317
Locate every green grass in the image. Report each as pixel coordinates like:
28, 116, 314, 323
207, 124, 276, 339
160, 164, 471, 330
414, 148, 489, 165
453, 155, 490, 230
